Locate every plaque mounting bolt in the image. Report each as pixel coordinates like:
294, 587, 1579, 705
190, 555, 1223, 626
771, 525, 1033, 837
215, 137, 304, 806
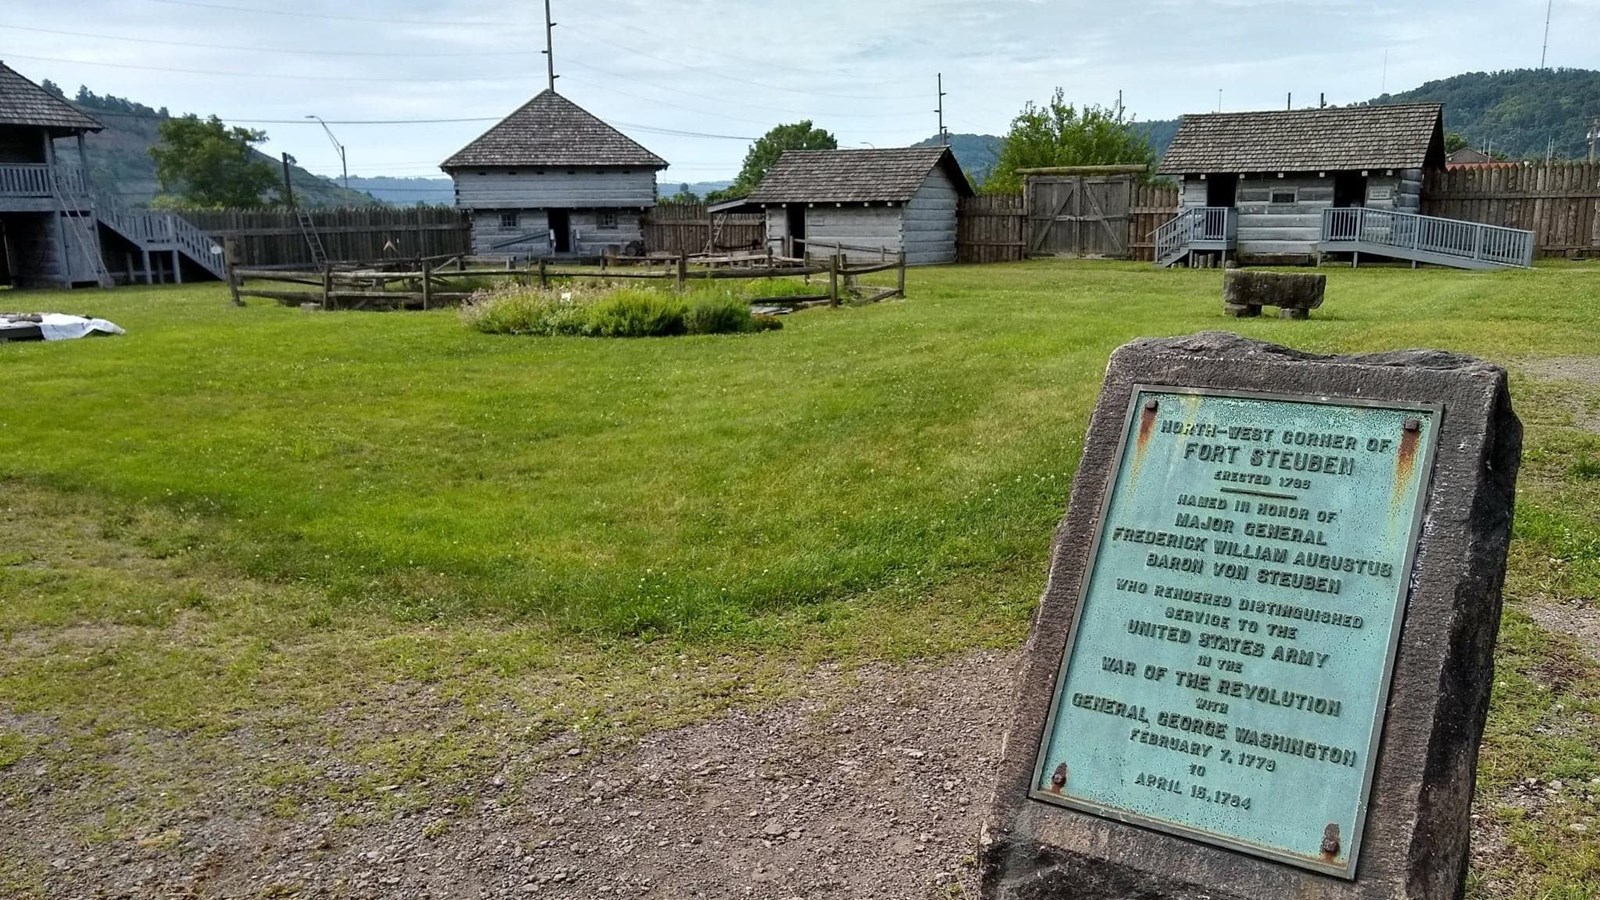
1320, 823, 1341, 859
1144, 399, 1159, 412
1403, 418, 1422, 433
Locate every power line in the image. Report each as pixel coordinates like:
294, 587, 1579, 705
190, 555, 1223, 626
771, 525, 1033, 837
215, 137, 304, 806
560, 24, 921, 103
84, 109, 503, 125
0, 24, 536, 57
0, 52, 524, 84
559, 55, 928, 120
141, 0, 527, 28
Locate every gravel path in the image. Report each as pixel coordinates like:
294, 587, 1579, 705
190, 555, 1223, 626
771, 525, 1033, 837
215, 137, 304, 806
11, 651, 1018, 900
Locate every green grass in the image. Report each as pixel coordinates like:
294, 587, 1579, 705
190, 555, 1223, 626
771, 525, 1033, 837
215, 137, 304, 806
3, 259, 1600, 895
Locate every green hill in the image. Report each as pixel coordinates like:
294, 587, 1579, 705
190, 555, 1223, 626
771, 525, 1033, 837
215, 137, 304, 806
48, 83, 378, 209
1372, 68, 1600, 160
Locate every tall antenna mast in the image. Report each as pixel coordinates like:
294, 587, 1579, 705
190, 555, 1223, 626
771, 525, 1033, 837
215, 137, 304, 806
1381, 49, 1388, 94
542, 0, 558, 92
1541, 0, 1553, 68
936, 73, 948, 145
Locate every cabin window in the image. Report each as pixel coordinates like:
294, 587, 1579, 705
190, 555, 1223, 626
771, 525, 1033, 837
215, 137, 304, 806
598, 212, 619, 230
500, 212, 519, 229
1270, 189, 1298, 205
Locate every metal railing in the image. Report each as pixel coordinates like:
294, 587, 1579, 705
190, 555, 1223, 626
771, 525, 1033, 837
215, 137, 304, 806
1320, 208, 1534, 269
0, 163, 90, 199
1153, 207, 1237, 266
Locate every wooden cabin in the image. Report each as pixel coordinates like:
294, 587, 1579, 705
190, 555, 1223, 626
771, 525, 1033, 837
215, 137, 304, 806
0, 61, 109, 288
1155, 104, 1446, 267
745, 147, 973, 265
441, 90, 667, 259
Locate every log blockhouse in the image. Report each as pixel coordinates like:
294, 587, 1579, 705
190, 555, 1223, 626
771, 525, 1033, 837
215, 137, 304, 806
0, 61, 109, 288
441, 91, 666, 259
745, 147, 973, 266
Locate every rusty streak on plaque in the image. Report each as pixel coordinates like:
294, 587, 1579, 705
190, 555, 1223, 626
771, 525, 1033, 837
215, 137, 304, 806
1028, 386, 1441, 879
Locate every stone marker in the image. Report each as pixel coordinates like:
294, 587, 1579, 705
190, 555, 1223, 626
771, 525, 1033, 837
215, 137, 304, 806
1223, 271, 1327, 319
981, 333, 1521, 900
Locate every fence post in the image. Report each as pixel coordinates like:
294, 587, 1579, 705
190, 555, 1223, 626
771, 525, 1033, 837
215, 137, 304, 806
224, 238, 243, 307
321, 262, 333, 309
421, 257, 432, 310
676, 254, 687, 290
828, 253, 839, 307
538, 257, 548, 289
896, 250, 906, 298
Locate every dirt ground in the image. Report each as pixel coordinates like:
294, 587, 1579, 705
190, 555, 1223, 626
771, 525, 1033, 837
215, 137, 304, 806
4, 651, 1017, 900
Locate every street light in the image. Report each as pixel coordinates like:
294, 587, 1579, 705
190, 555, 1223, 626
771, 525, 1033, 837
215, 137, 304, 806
305, 115, 348, 191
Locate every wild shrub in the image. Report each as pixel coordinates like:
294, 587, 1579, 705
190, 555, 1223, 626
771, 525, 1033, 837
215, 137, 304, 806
583, 289, 689, 337
684, 293, 755, 335
740, 278, 823, 301
460, 287, 590, 336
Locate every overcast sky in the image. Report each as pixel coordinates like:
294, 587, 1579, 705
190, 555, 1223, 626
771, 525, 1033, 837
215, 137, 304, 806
5, 0, 1598, 187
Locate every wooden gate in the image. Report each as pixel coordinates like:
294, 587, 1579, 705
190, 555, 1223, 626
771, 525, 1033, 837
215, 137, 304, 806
1024, 174, 1135, 258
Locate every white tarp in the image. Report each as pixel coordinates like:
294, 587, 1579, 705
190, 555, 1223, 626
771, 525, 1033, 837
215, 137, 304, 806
13, 314, 126, 341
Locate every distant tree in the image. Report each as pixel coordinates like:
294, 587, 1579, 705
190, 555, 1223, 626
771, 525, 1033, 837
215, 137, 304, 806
40, 79, 65, 98
1444, 131, 1470, 154
984, 89, 1154, 194
708, 120, 837, 201
149, 114, 277, 208
665, 185, 701, 204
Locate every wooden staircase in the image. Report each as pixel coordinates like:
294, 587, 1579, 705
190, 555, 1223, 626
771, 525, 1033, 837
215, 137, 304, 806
94, 192, 227, 282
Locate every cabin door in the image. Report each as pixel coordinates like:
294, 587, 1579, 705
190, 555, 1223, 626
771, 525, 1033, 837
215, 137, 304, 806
785, 205, 806, 257
1333, 173, 1367, 208
1205, 174, 1238, 208
548, 210, 572, 254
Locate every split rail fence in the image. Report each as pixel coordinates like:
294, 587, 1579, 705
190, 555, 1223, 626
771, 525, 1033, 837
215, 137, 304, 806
226, 249, 906, 312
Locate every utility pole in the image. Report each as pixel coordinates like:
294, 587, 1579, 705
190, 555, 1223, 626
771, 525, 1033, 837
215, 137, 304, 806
1541, 0, 1553, 68
936, 73, 948, 145
542, 0, 558, 93
280, 152, 296, 208
305, 115, 348, 191
1217, 89, 1222, 113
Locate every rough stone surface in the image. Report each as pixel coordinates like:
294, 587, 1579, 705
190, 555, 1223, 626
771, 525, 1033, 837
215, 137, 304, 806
981, 332, 1522, 900
1222, 271, 1327, 316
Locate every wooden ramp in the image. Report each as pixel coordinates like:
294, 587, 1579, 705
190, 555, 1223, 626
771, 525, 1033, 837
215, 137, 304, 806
1316, 208, 1534, 270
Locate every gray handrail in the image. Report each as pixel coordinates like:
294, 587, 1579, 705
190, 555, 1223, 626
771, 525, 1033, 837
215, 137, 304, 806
1320, 208, 1534, 268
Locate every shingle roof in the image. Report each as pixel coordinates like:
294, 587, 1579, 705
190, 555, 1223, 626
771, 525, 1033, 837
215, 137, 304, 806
441, 90, 665, 169
745, 147, 974, 204
1157, 104, 1444, 175
0, 61, 102, 132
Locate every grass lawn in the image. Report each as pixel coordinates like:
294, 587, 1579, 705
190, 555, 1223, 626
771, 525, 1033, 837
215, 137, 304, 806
2, 260, 1599, 896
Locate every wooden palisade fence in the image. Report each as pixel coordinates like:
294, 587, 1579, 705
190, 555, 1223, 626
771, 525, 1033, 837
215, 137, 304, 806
1423, 162, 1600, 258
183, 206, 470, 268
644, 203, 766, 257
959, 183, 1179, 263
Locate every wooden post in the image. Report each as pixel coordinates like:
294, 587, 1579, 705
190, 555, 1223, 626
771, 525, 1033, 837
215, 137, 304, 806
829, 253, 839, 306
421, 257, 432, 310
896, 250, 906, 298
322, 262, 333, 309
224, 239, 242, 306
676, 253, 687, 290
538, 257, 548, 289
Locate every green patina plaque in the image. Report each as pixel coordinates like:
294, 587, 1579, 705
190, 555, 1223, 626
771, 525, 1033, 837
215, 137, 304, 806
1031, 386, 1440, 879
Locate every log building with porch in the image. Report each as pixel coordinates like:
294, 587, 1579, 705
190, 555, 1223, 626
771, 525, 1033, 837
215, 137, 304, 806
441, 90, 666, 260
0, 61, 109, 288
1151, 104, 1533, 270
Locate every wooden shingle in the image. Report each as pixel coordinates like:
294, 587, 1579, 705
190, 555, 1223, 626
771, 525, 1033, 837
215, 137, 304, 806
1157, 104, 1444, 175
0, 61, 102, 132
442, 90, 665, 170
746, 147, 973, 204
